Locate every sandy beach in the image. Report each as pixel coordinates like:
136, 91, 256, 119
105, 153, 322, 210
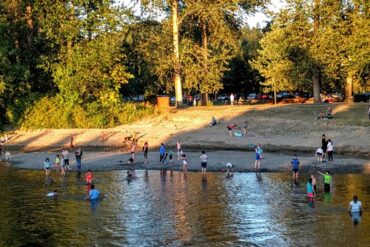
4, 103, 370, 155
2, 103, 369, 172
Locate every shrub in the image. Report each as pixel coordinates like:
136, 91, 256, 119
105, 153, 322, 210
21, 96, 156, 129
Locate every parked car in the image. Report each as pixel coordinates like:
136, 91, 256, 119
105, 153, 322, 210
260, 94, 270, 100
247, 93, 259, 100
216, 94, 229, 102
354, 93, 370, 102
277, 92, 295, 99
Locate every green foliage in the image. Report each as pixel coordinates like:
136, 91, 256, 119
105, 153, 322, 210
21, 96, 156, 129
51, 33, 133, 105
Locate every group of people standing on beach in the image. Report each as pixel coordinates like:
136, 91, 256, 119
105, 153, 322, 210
43, 147, 83, 177
315, 134, 334, 164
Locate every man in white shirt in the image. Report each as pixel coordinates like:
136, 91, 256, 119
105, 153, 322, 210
348, 195, 363, 225
230, 93, 234, 106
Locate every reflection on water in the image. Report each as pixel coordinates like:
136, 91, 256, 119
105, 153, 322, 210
0, 165, 369, 246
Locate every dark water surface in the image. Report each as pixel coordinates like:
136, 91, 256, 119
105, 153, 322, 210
0, 165, 369, 247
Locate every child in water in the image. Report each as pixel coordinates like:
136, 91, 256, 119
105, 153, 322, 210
46, 190, 58, 197
168, 150, 173, 164
182, 154, 188, 174
44, 158, 51, 176
85, 169, 93, 184
54, 154, 61, 172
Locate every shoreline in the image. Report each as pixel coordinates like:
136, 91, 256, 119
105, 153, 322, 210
4, 143, 370, 158
4, 150, 370, 174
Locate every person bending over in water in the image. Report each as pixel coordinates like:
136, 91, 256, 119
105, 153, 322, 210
46, 190, 58, 197
225, 162, 233, 177
318, 170, 332, 193
291, 154, 300, 182
315, 147, 324, 164
84, 184, 100, 200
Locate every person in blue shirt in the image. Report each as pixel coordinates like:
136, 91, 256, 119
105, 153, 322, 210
85, 184, 100, 200
291, 154, 300, 182
159, 143, 166, 163
254, 144, 263, 170
44, 158, 51, 176
306, 178, 314, 198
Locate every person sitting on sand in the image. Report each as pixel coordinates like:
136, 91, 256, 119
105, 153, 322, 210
210, 116, 217, 127
315, 147, 324, 163
84, 184, 100, 200
316, 111, 324, 120
326, 107, 333, 119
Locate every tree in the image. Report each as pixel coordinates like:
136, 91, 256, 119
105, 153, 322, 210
311, 0, 370, 102
35, 0, 132, 105
140, 0, 183, 106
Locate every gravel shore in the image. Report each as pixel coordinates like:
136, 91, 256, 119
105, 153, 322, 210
5, 150, 370, 174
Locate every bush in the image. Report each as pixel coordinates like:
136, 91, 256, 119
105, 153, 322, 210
21, 96, 156, 129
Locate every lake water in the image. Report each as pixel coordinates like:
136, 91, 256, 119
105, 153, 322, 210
0, 165, 369, 247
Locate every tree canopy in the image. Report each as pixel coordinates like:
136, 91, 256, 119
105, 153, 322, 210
0, 0, 368, 129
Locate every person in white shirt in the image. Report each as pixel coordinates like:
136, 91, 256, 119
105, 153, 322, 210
315, 147, 324, 163
230, 93, 235, 106
348, 195, 363, 225
348, 195, 362, 213
200, 151, 208, 175
62, 149, 70, 170
327, 139, 334, 163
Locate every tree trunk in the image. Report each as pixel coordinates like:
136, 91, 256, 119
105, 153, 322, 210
25, 4, 34, 48
201, 20, 208, 106
345, 72, 354, 103
171, 0, 183, 107
312, 73, 321, 103
312, 0, 321, 103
